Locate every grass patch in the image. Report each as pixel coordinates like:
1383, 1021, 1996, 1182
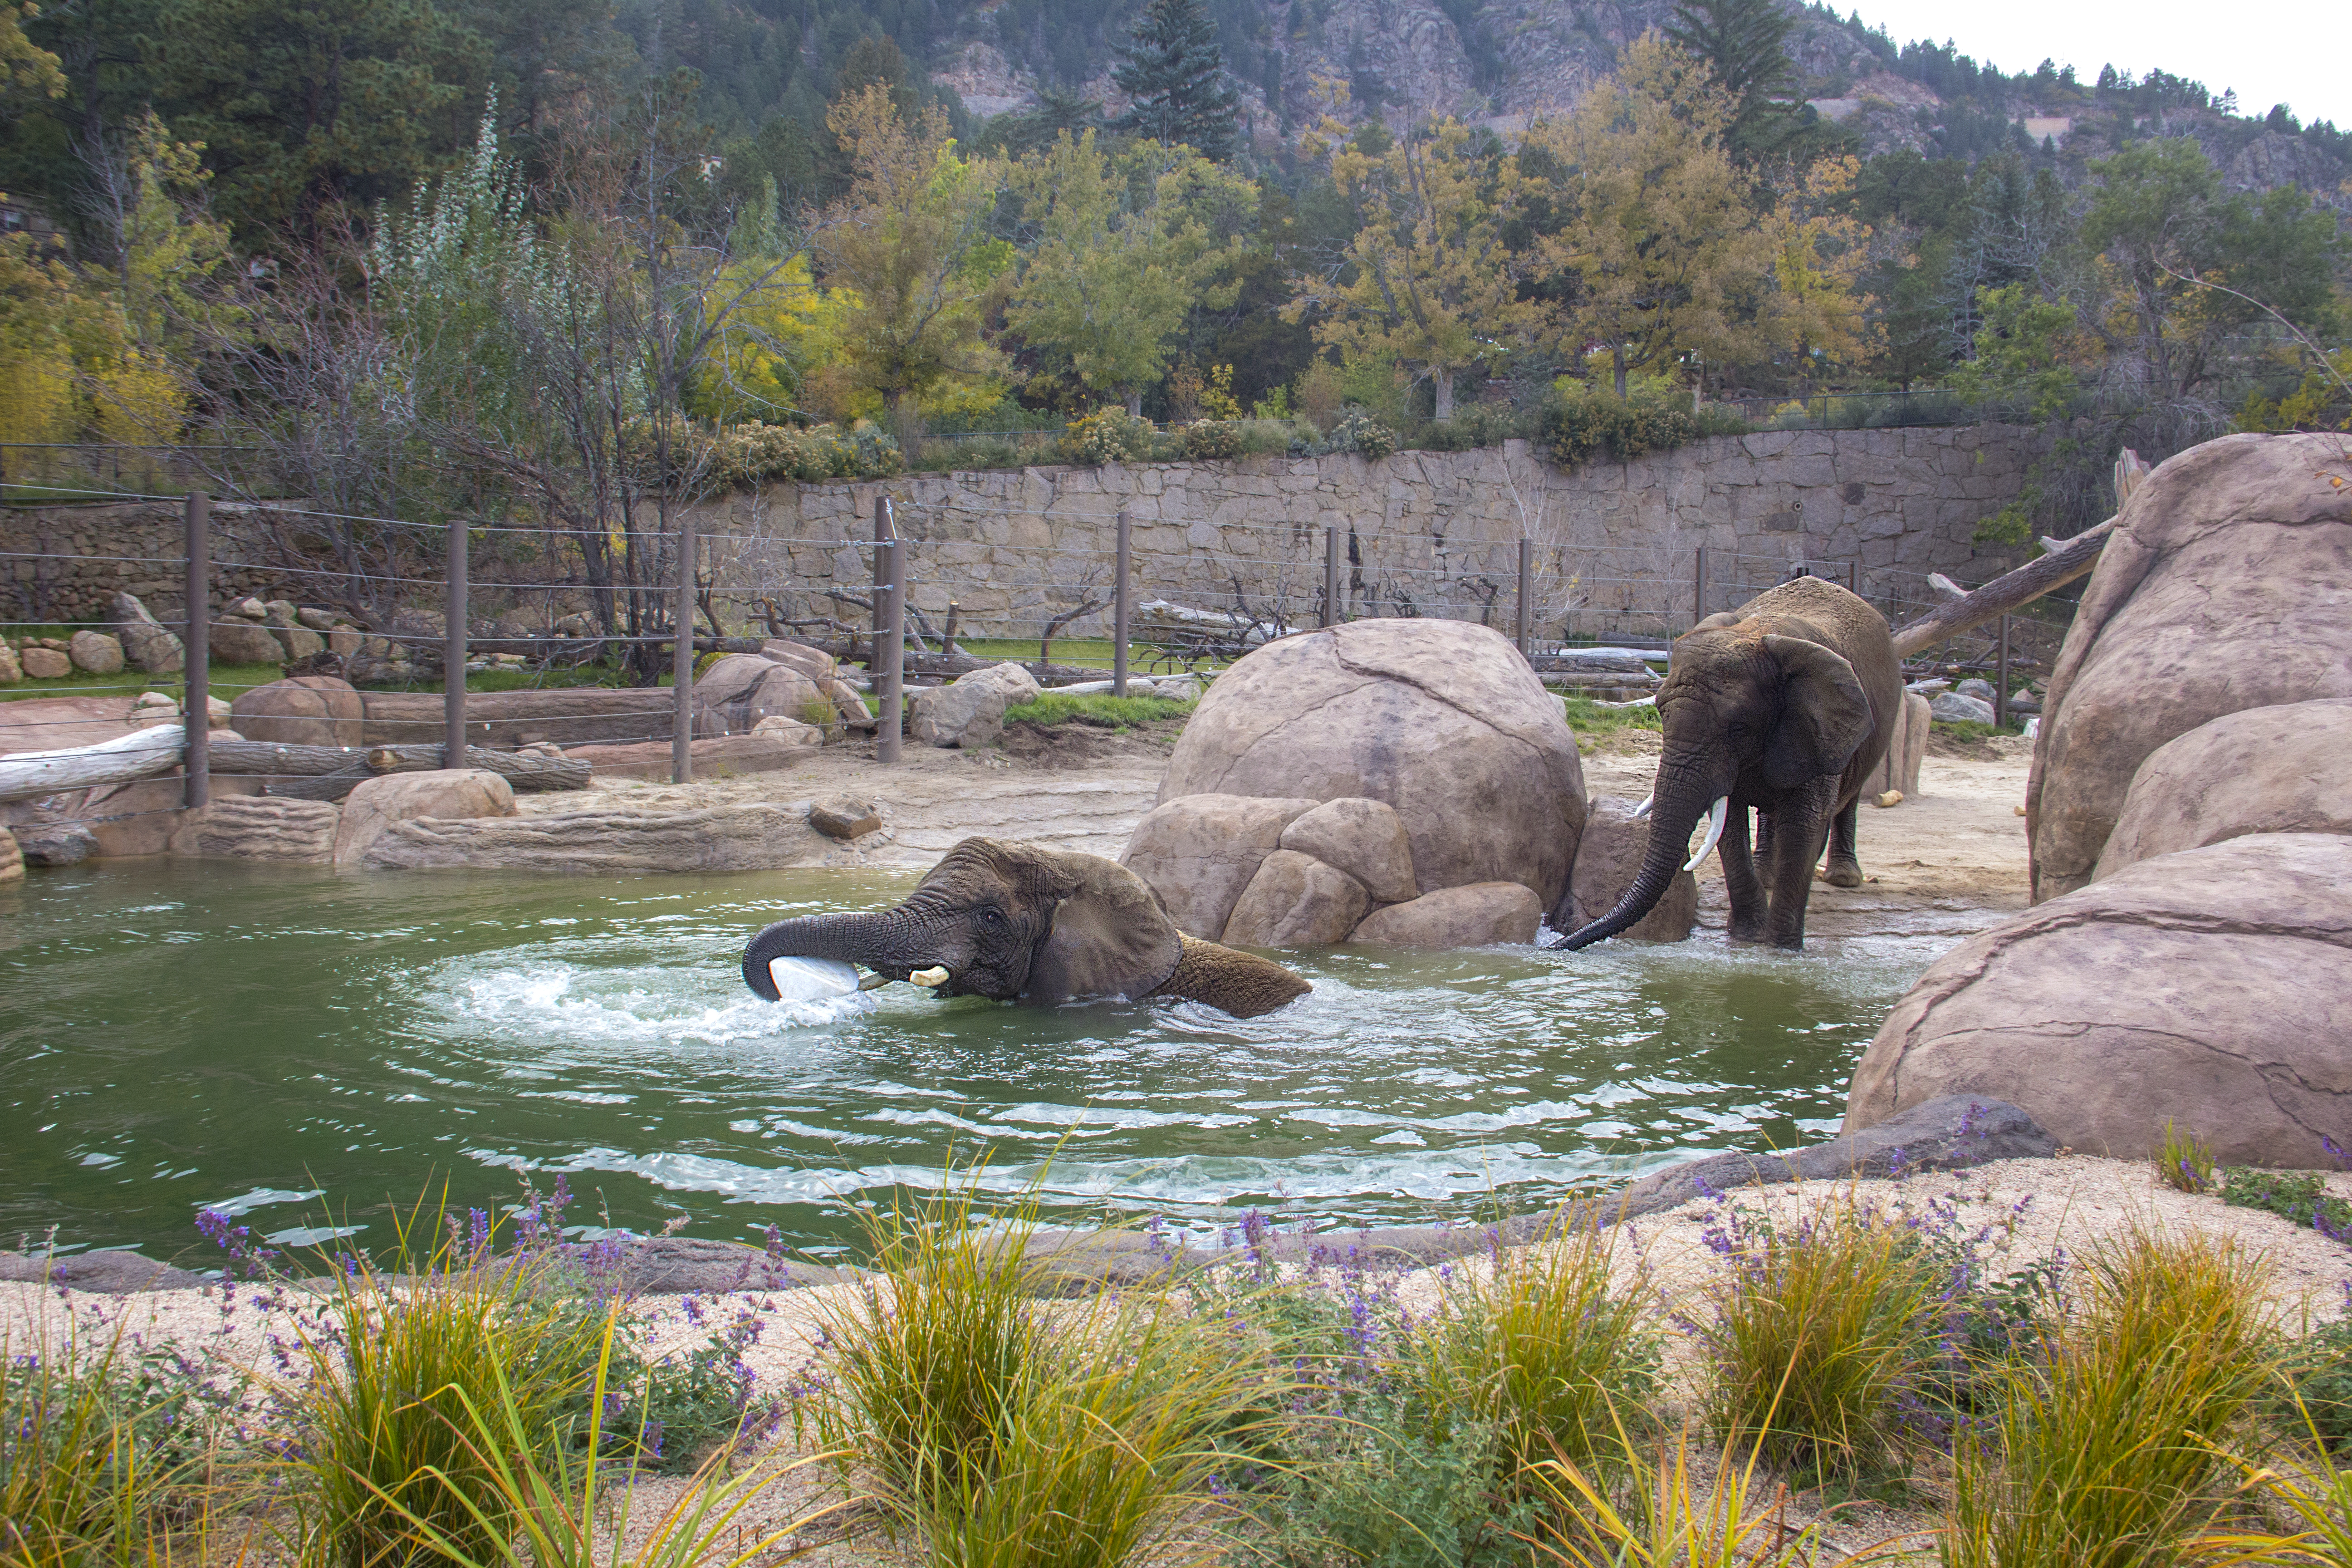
1945, 1226, 2276, 1568
1560, 694, 1661, 738
1002, 692, 1196, 730
2221, 1167, 2352, 1239
0, 660, 290, 704
2159, 1119, 2217, 1194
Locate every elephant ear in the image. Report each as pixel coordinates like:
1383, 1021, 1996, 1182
1023, 849, 1184, 1003
1760, 634, 1873, 788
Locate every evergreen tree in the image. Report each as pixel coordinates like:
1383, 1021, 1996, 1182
1665, 0, 1799, 157
1111, 0, 1239, 163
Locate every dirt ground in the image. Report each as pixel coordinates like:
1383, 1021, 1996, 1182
519, 717, 2037, 939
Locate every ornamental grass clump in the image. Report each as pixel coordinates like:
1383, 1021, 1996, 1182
1416, 1224, 1661, 1482
289, 1203, 605, 1568
1, 1317, 176, 1566
815, 1177, 1264, 1568
2159, 1118, 2217, 1194
1690, 1191, 1944, 1478
1944, 1226, 2276, 1568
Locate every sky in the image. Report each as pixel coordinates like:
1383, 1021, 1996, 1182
1844, 0, 2344, 128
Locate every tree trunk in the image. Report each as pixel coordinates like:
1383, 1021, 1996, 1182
1889, 528, 2112, 659
0, 725, 186, 804
207, 739, 592, 799
1433, 367, 1455, 421
1125, 389, 1144, 417
1612, 344, 1628, 401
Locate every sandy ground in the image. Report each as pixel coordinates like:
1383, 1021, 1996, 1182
10, 1149, 2350, 1563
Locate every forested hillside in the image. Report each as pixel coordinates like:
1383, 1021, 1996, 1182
0, 0, 2340, 568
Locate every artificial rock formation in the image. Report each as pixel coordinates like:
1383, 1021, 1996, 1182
363, 802, 838, 872
2028, 434, 2352, 902
1845, 832, 2352, 1167
909, 662, 1041, 748
170, 796, 342, 864
230, 676, 366, 748
2095, 698, 2352, 880
1221, 849, 1372, 948
1127, 619, 1584, 949
334, 769, 514, 866
1352, 882, 1544, 948
1555, 796, 1697, 943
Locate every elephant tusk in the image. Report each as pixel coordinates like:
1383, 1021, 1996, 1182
1631, 794, 1652, 820
909, 966, 951, 987
1685, 796, 1730, 871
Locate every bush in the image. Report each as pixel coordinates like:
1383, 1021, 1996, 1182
2222, 1166, 2352, 1241
1058, 409, 1156, 467
1689, 1194, 1943, 1477
1539, 388, 1699, 471
1180, 418, 1244, 460
1297, 408, 1397, 461
632, 417, 903, 488
1945, 1227, 2276, 1568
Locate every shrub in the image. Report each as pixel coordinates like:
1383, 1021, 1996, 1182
1180, 418, 1244, 460
1324, 408, 1396, 460
1058, 409, 1155, 467
1945, 1227, 2276, 1568
1539, 388, 1698, 471
0, 1318, 200, 1566
2223, 1166, 2352, 1241
1689, 1193, 1943, 1477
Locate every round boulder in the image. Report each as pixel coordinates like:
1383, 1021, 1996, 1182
1278, 796, 1418, 904
1845, 833, 2352, 1166
230, 676, 365, 748
1557, 795, 1697, 942
1222, 850, 1371, 947
2029, 433, 2352, 902
1150, 618, 1587, 915
68, 630, 123, 674
2096, 698, 2352, 880
1121, 794, 1320, 939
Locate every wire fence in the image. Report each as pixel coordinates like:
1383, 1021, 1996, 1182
1, 480, 2064, 849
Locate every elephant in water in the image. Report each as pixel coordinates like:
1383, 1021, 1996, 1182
1553, 576, 1901, 953
741, 837, 1311, 1018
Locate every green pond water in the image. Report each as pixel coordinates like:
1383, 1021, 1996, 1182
2, 859, 1953, 1268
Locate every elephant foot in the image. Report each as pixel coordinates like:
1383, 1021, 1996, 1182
1824, 860, 1864, 889
1726, 922, 1769, 945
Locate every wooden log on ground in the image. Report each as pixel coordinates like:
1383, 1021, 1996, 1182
359, 688, 678, 748
0, 724, 186, 804
209, 738, 592, 800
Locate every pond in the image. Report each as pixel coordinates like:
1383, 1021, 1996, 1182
1, 859, 1952, 1267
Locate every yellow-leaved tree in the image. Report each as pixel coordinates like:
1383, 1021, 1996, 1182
1758, 155, 1878, 390
816, 85, 1010, 418
1290, 117, 1529, 421
1004, 129, 1254, 415
93, 113, 241, 444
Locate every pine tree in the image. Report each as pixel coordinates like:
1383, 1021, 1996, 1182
1665, 0, 1798, 157
1112, 0, 1240, 163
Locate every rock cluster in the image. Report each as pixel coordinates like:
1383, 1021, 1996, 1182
909, 662, 1041, 748
693, 639, 872, 742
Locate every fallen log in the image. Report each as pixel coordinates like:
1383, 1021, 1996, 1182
208, 739, 592, 801
0, 724, 187, 804
359, 688, 678, 748
1889, 450, 2152, 659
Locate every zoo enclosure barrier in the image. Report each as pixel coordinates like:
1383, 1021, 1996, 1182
3, 484, 2060, 830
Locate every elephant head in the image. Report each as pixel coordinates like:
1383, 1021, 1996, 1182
1554, 621, 1875, 951
740, 836, 1310, 1018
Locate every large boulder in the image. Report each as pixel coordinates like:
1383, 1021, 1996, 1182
1141, 620, 1587, 941
1222, 850, 1371, 947
909, 662, 1041, 749
2096, 699, 2352, 880
0, 643, 19, 683
2028, 434, 2352, 902
693, 652, 829, 738
230, 676, 365, 748
1352, 882, 1544, 948
208, 610, 287, 667
1279, 797, 1418, 904
110, 593, 183, 675
68, 630, 123, 674
335, 769, 515, 866
1845, 833, 2352, 1166
1556, 796, 1697, 942
1120, 793, 1320, 939
20, 646, 69, 679
170, 796, 341, 863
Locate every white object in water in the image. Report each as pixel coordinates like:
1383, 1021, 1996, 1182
909, 966, 951, 987
1684, 795, 1730, 871
765, 956, 859, 1003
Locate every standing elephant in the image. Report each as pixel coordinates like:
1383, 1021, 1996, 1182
741, 837, 1311, 1018
1553, 577, 1901, 952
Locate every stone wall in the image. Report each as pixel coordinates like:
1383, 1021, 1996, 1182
691, 423, 2051, 647
5, 423, 2057, 646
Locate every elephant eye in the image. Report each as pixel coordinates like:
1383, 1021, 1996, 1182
978, 906, 1004, 927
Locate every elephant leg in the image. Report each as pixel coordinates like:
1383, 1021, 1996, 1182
1718, 804, 1769, 944
1824, 796, 1864, 888
1753, 809, 1776, 862
1764, 778, 1839, 950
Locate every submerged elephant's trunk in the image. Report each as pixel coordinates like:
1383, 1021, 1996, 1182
742, 910, 922, 999
1553, 781, 1726, 952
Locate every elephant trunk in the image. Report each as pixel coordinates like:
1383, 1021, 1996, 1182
1554, 770, 1723, 952
742, 910, 922, 999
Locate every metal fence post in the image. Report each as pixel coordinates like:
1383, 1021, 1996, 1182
445, 519, 468, 768
1693, 544, 1709, 626
1515, 538, 1532, 660
671, 509, 696, 784
877, 499, 903, 764
182, 491, 209, 810
1113, 510, 1131, 697
1996, 614, 2011, 728
1323, 526, 1340, 627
